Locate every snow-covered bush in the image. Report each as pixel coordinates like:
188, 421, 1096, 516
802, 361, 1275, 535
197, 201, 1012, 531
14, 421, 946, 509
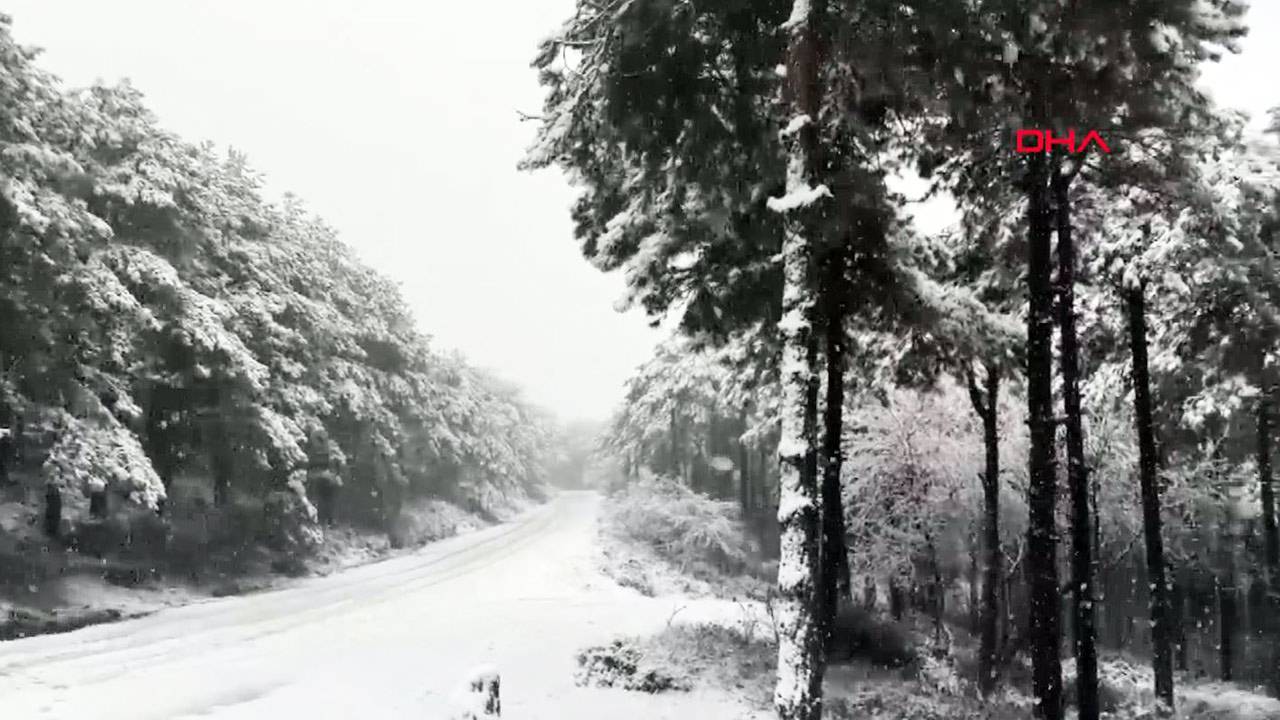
262, 474, 321, 552
574, 639, 690, 693
827, 684, 1027, 719
608, 476, 756, 574
1060, 655, 1280, 719
388, 497, 480, 548
40, 407, 166, 511
448, 665, 501, 720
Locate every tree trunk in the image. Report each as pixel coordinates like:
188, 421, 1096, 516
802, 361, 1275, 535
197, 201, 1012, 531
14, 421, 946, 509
890, 579, 905, 621
1024, 149, 1063, 720
1260, 395, 1279, 569
739, 411, 752, 519
967, 363, 1002, 697
0, 405, 12, 485
969, 535, 980, 633
89, 488, 108, 519
1255, 391, 1280, 693
1172, 568, 1188, 672
44, 483, 62, 538
771, 3, 829, 715
1126, 284, 1175, 711
930, 538, 945, 646
1218, 547, 1237, 681
1054, 172, 1098, 720
819, 255, 851, 639
670, 405, 680, 480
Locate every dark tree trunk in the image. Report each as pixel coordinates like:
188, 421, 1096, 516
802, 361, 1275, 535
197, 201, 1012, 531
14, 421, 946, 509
889, 579, 905, 621
1261, 395, 1279, 569
929, 538, 945, 645
969, 535, 980, 633
819, 255, 851, 639
1255, 391, 1280, 693
0, 410, 12, 484
670, 405, 680, 480
89, 488, 108, 519
1126, 284, 1175, 710
1219, 553, 1237, 681
739, 411, 752, 519
209, 418, 233, 508
1024, 149, 1062, 720
143, 385, 179, 492
1172, 569, 1188, 672
44, 483, 62, 538
966, 363, 1002, 697
317, 481, 337, 525
1054, 172, 1098, 720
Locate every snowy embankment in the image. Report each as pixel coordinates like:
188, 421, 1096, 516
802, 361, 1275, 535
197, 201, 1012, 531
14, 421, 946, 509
587, 482, 1280, 720
0, 495, 501, 643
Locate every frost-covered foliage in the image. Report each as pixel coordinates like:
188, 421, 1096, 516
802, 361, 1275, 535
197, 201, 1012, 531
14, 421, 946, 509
574, 638, 691, 694
576, 623, 774, 704
0, 16, 554, 554
1060, 656, 1280, 719
843, 382, 1028, 584
39, 407, 165, 510
607, 476, 757, 575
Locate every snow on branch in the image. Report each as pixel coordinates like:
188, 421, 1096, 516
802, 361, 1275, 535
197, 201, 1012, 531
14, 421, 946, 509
780, 114, 812, 138
781, 0, 812, 32
767, 184, 832, 213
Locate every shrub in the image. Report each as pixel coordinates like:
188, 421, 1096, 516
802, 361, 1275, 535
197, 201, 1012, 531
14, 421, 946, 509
388, 498, 480, 548
608, 477, 755, 574
825, 605, 918, 669
574, 639, 690, 693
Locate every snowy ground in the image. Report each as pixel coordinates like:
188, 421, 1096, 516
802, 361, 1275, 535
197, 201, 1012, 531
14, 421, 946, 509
0, 492, 770, 719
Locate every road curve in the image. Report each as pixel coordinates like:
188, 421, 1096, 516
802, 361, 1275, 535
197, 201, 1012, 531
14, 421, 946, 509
0, 492, 766, 720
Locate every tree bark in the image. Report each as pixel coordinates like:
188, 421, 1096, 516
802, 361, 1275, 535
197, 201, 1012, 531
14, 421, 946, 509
739, 411, 752, 519
1260, 395, 1279, 569
1024, 149, 1063, 720
1218, 551, 1236, 681
669, 405, 680, 480
1126, 284, 1175, 711
1255, 391, 1280, 693
966, 363, 1002, 697
89, 488, 108, 519
819, 252, 851, 640
44, 483, 62, 538
1054, 172, 1098, 720
772, 2, 829, 715
1170, 568, 1188, 672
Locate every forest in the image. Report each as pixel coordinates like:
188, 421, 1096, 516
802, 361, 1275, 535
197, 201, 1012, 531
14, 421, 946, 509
0, 11, 559, 600
524, 0, 1280, 719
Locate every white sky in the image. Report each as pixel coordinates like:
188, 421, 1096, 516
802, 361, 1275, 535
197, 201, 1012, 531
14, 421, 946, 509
3, 0, 661, 424
3, 1, 1276, 422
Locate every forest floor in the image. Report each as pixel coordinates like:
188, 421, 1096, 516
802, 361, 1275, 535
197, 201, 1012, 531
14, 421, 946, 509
0, 493, 502, 643
587, 489, 1280, 720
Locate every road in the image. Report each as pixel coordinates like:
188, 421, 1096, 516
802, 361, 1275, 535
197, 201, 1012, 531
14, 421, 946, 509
0, 492, 766, 719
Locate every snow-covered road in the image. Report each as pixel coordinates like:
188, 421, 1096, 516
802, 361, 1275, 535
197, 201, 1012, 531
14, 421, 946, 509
0, 492, 768, 719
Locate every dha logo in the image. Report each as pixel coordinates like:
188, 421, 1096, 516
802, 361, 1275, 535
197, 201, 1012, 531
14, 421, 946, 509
1015, 129, 1112, 154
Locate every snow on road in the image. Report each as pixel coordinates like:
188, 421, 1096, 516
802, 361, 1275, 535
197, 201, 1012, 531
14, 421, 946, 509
0, 492, 769, 719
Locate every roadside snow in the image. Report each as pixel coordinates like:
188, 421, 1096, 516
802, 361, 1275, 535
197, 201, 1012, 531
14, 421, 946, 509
0, 493, 772, 719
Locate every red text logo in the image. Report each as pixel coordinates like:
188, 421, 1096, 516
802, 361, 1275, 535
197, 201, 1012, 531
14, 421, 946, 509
1015, 129, 1111, 154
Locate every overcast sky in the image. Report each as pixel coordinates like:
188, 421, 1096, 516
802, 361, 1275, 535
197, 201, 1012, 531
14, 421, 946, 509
4, 1, 1277, 422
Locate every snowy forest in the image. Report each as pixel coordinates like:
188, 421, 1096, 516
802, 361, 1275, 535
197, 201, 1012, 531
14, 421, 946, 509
0, 11, 565, 613
5, 1, 1280, 719
524, 0, 1280, 719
